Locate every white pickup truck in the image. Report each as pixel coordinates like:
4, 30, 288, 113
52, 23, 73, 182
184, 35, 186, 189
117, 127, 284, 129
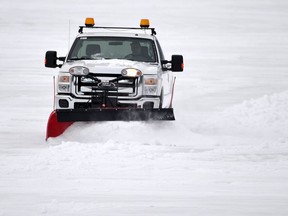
45, 18, 183, 139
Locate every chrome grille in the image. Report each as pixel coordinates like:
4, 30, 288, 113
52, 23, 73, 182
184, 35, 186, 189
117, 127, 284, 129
74, 73, 139, 97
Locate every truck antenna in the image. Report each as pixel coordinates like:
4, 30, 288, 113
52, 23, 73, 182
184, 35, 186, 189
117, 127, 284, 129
68, 19, 71, 51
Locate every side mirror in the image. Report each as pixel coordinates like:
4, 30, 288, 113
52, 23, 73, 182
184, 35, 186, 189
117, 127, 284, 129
45, 51, 65, 68
171, 55, 184, 72
45, 51, 57, 68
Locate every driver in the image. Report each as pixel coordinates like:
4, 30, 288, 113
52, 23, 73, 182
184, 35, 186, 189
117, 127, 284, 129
125, 42, 151, 62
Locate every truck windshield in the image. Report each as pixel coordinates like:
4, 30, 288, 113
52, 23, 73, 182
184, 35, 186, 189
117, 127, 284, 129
67, 37, 157, 63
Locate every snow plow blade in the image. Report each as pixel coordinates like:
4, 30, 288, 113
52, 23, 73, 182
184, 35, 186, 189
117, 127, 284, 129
46, 108, 174, 140
46, 110, 74, 140
56, 108, 175, 122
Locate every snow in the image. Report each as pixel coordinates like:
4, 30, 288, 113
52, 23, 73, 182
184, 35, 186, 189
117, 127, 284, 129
1, 0, 288, 215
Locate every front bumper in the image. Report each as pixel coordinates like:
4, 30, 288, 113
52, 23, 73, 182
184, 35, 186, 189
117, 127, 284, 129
56, 94, 161, 109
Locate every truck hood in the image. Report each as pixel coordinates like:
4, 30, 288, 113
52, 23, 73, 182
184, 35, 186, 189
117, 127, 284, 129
61, 59, 159, 75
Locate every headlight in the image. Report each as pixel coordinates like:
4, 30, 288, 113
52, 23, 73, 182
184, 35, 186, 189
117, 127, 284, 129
58, 75, 71, 93
144, 86, 157, 95
58, 84, 70, 93
144, 77, 158, 85
58, 75, 70, 83
121, 68, 142, 77
143, 76, 158, 95
69, 66, 89, 76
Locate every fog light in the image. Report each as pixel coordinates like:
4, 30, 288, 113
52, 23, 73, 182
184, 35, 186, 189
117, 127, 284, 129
143, 102, 154, 109
121, 68, 142, 77
69, 66, 89, 76
59, 99, 69, 108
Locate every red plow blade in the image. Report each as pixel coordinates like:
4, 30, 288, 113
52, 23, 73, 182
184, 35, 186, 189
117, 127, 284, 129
46, 110, 74, 140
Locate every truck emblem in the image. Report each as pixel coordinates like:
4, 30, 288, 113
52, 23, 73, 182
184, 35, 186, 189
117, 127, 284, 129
98, 82, 115, 87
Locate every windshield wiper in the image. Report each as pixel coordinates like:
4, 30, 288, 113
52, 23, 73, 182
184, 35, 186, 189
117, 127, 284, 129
69, 56, 92, 61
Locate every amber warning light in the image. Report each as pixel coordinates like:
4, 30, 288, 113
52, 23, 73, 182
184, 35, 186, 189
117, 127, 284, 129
85, 17, 95, 27
140, 19, 150, 28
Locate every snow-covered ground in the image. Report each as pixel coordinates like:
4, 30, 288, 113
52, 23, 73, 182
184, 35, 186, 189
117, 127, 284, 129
1, 0, 288, 215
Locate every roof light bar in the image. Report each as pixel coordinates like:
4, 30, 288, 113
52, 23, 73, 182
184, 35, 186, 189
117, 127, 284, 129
78, 18, 156, 35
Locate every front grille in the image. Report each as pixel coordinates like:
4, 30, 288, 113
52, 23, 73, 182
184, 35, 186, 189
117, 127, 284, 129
73, 73, 140, 108
75, 73, 139, 97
